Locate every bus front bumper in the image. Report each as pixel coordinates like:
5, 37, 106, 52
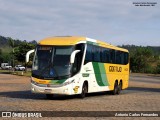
31, 83, 73, 95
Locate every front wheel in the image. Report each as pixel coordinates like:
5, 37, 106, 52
79, 83, 88, 99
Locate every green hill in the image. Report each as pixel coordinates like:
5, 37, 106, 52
0, 36, 9, 47
0, 35, 37, 46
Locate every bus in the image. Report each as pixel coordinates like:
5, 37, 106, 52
26, 36, 129, 99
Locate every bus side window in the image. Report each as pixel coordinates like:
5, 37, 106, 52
85, 44, 93, 64
124, 52, 129, 65
115, 51, 129, 65
101, 48, 107, 63
110, 49, 115, 63
72, 43, 84, 75
116, 51, 123, 64
93, 46, 101, 62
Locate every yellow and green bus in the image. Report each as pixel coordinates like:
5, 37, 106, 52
26, 36, 129, 98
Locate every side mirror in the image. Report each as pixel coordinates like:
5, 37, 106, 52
26, 49, 35, 63
70, 50, 80, 64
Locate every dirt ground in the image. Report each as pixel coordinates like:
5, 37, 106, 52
0, 73, 159, 119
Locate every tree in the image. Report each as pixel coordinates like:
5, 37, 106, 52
29, 40, 37, 45
8, 37, 15, 66
130, 47, 153, 73
0, 49, 2, 63
0, 53, 11, 64
8, 37, 14, 48
14, 42, 35, 63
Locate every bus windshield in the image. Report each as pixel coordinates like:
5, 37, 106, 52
32, 45, 74, 80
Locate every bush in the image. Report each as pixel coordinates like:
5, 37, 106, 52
155, 63, 160, 74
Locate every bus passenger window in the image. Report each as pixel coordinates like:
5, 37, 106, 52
93, 46, 101, 62
110, 50, 115, 63
72, 43, 84, 75
85, 44, 93, 63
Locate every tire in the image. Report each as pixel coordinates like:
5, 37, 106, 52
46, 94, 53, 99
112, 81, 119, 95
79, 83, 88, 99
117, 82, 122, 95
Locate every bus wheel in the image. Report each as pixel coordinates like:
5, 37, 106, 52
46, 94, 53, 99
112, 81, 118, 95
79, 83, 88, 99
117, 81, 122, 95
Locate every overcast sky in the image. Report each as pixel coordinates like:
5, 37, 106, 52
0, 0, 159, 46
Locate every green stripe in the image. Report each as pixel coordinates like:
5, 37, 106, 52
56, 79, 66, 84
99, 63, 106, 74
92, 62, 105, 86
50, 79, 66, 84
101, 74, 108, 86
98, 63, 109, 86
92, 62, 109, 86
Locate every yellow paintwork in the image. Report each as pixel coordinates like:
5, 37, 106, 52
97, 40, 128, 52
39, 36, 86, 46
38, 36, 128, 52
32, 77, 51, 84
104, 63, 129, 90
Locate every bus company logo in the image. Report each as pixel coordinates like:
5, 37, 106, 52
2, 112, 11, 117
109, 66, 122, 72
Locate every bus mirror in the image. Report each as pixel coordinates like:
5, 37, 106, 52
70, 50, 80, 64
26, 49, 35, 63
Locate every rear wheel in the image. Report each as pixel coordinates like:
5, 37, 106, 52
79, 83, 88, 98
117, 81, 122, 95
46, 94, 53, 99
112, 81, 118, 95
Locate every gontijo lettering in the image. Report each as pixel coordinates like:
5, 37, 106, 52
109, 66, 122, 72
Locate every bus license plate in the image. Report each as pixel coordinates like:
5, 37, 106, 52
44, 89, 52, 93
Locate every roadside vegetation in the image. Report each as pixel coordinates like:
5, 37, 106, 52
0, 35, 36, 68
121, 45, 160, 74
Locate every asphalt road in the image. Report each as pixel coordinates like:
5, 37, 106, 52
0, 73, 159, 119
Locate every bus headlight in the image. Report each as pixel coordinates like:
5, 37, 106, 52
31, 78, 37, 85
63, 79, 75, 86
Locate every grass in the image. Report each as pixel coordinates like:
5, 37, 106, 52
0, 69, 31, 77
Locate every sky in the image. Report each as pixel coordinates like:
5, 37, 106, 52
0, 0, 160, 46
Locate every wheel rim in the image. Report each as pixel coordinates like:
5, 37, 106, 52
82, 86, 86, 97
81, 84, 87, 98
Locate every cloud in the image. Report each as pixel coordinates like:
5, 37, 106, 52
0, 0, 159, 46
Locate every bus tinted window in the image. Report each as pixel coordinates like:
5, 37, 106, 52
93, 46, 101, 62
101, 48, 106, 62
85, 44, 93, 62
85, 44, 129, 65
115, 51, 123, 64
101, 48, 111, 63
110, 49, 115, 63
124, 52, 129, 65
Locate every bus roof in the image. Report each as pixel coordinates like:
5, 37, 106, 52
38, 36, 128, 52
